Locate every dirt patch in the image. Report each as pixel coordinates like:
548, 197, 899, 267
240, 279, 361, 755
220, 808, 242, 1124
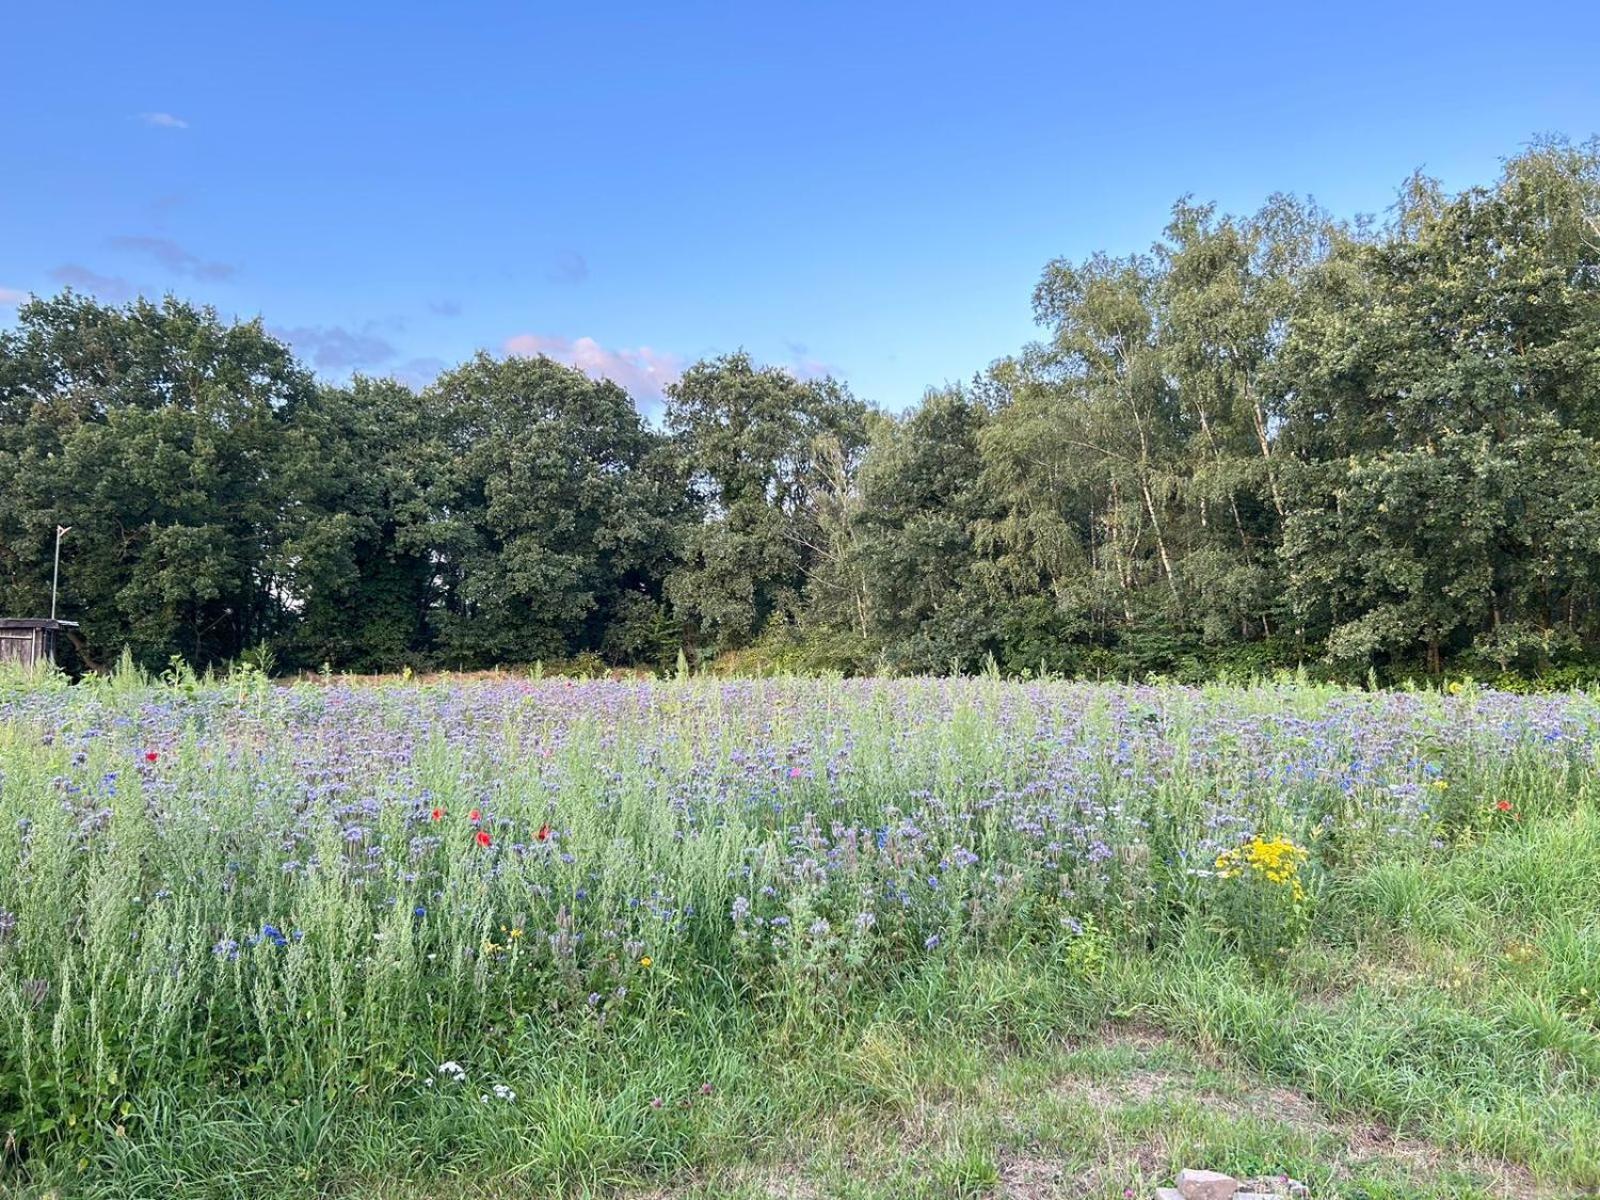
1185, 1080, 1331, 1130
1343, 1122, 1548, 1200
630, 1024, 1560, 1200
1056, 1139, 1170, 1198
996, 1151, 1064, 1199
1043, 1027, 1557, 1200
1052, 1068, 1186, 1110
1099, 1021, 1178, 1054
624, 1165, 823, 1200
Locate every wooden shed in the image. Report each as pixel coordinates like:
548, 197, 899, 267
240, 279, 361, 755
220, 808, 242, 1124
0, 619, 79, 670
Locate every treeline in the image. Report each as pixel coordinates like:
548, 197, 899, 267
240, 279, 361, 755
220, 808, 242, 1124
4, 139, 1600, 683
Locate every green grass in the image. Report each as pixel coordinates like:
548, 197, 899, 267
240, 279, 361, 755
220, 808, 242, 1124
1, 676, 1597, 1198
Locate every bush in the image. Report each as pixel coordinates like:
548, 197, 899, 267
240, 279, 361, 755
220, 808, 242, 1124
1206, 835, 1314, 968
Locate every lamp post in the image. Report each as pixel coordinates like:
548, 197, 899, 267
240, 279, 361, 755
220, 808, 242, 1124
51, 525, 70, 621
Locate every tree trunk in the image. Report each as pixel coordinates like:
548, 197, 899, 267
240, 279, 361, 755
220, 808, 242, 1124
1139, 477, 1182, 615
1247, 375, 1287, 520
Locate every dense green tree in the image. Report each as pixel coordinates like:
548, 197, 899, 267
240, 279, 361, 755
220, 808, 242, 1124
423, 353, 678, 666
663, 352, 867, 652
276, 376, 440, 671
0, 293, 309, 669
983, 250, 1187, 631
4, 139, 1599, 683
1281, 139, 1600, 670
846, 386, 999, 671
1157, 195, 1329, 641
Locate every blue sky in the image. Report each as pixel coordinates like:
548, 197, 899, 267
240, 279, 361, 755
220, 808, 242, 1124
2, 1, 1597, 412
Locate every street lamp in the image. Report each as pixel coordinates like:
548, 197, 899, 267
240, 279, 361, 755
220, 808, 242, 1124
51, 525, 70, 620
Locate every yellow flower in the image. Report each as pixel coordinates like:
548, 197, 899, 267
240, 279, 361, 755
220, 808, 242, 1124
1219, 835, 1308, 896
639, 955, 653, 969
508, 928, 523, 940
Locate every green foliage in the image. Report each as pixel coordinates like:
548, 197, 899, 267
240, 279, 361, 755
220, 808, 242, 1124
1059, 914, 1112, 979
1205, 836, 1314, 969
424, 353, 687, 667
4, 140, 1600, 683
663, 352, 868, 653
0, 293, 311, 671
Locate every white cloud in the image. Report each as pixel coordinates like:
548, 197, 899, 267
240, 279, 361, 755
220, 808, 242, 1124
0, 287, 28, 306
504, 333, 682, 407
138, 112, 189, 129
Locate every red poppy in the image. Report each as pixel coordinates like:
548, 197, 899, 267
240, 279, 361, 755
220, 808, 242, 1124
145, 751, 159, 764
536, 824, 551, 842
1496, 800, 1513, 812
430, 807, 445, 821
469, 808, 482, 822
475, 830, 493, 848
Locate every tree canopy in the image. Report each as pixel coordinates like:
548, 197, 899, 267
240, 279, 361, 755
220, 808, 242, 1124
5, 139, 1600, 684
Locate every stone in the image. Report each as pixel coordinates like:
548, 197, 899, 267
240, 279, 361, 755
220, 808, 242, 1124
1241, 1176, 1307, 1198
1177, 1169, 1241, 1200
1155, 1190, 1185, 1200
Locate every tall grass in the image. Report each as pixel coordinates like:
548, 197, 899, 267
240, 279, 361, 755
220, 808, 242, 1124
1, 674, 1596, 1196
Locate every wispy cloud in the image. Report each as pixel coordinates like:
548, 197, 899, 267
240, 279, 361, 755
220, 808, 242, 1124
138, 112, 189, 129
392, 357, 449, 389
0, 287, 28, 306
547, 251, 589, 285
272, 323, 399, 371
109, 235, 236, 282
428, 299, 462, 317
49, 265, 133, 301
504, 332, 682, 409
783, 340, 840, 381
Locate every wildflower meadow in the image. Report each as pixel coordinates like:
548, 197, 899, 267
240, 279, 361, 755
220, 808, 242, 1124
2, 670, 1598, 1198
